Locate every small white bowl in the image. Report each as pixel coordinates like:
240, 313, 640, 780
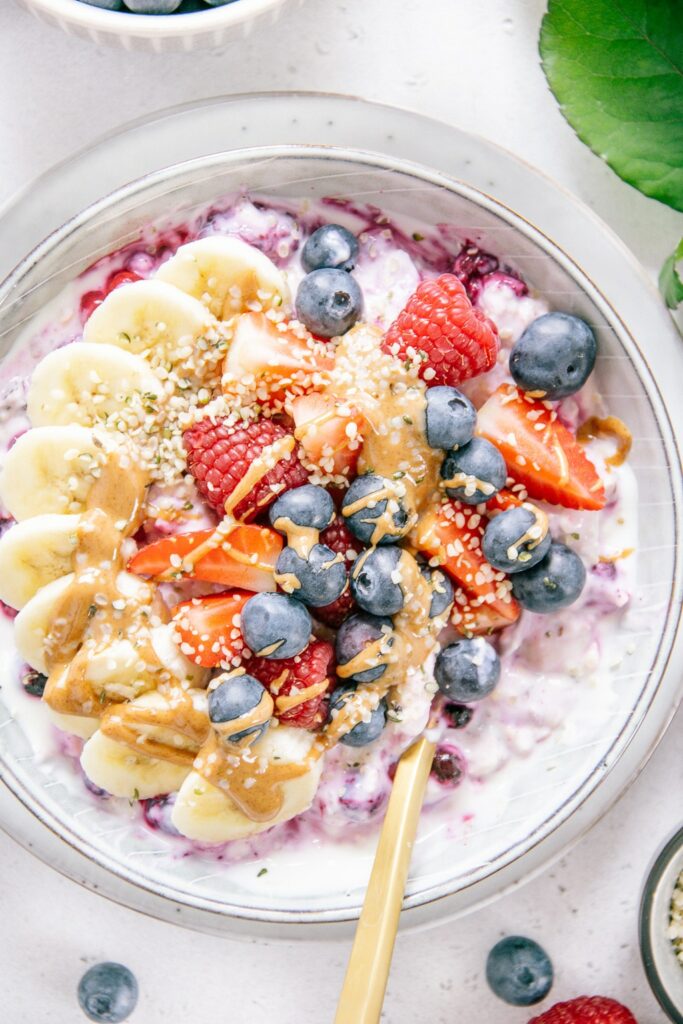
19, 0, 302, 52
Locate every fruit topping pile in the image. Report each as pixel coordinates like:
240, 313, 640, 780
0, 219, 621, 843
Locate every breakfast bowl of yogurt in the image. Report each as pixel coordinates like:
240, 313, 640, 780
0, 147, 680, 935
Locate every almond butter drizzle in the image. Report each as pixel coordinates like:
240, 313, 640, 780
43, 447, 161, 719
506, 502, 549, 565
577, 416, 632, 468
439, 471, 496, 499
100, 688, 210, 766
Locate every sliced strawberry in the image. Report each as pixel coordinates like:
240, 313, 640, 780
477, 384, 605, 511
247, 640, 335, 729
172, 590, 250, 668
451, 586, 520, 636
485, 488, 526, 515
223, 312, 333, 403
412, 498, 519, 625
129, 525, 282, 593
288, 391, 363, 481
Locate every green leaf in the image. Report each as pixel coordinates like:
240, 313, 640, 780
659, 237, 683, 308
540, 0, 683, 211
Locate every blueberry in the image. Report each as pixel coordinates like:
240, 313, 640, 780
295, 268, 362, 338
335, 611, 394, 684
302, 224, 359, 273
342, 473, 412, 545
443, 703, 474, 729
276, 543, 347, 608
420, 563, 455, 618
21, 665, 47, 697
510, 312, 597, 400
486, 936, 553, 1007
241, 593, 311, 659
441, 437, 506, 504
269, 484, 335, 532
77, 963, 138, 1023
330, 687, 388, 747
208, 672, 272, 744
425, 386, 477, 451
124, 0, 181, 10
511, 542, 586, 613
431, 744, 465, 786
350, 547, 405, 617
435, 638, 500, 702
80, 0, 124, 7
482, 506, 552, 574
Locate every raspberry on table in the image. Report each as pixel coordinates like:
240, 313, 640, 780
529, 996, 638, 1024
184, 418, 309, 521
382, 273, 499, 388
314, 517, 363, 626
247, 639, 335, 729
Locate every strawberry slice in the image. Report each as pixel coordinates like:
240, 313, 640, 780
172, 590, 250, 668
451, 586, 520, 636
223, 312, 333, 403
476, 384, 605, 511
485, 488, 526, 515
288, 391, 363, 480
412, 498, 519, 626
128, 525, 282, 592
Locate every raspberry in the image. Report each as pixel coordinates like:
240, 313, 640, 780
530, 996, 638, 1024
382, 273, 499, 388
314, 517, 363, 627
248, 640, 335, 729
184, 418, 309, 521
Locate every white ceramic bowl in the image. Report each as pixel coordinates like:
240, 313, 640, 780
19, 0, 302, 52
1, 144, 682, 937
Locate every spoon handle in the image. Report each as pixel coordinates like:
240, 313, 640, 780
334, 734, 435, 1024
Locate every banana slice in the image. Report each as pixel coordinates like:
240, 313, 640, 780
83, 279, 220, 366
80, 729, 190, 800
14, 573, 74, 674
150, 623, 207, 689
0, 513, 81, 609
0, 425, 107, 520
171, 726, 323, 843
26, 342, 161, 429
156, 237, 289, 321
48, 709, 99, 740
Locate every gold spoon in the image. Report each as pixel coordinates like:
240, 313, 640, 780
334, 732, 436, 1024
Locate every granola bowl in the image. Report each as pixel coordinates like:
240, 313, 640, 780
0, 145, 681, 937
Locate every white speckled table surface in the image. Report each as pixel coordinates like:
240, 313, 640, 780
1, 2, 682, 1021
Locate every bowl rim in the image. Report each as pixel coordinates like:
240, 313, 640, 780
640, 825, 683, 1023
22, 0, 291, 35
1, 142, 682, 927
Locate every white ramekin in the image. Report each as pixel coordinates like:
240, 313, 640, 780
19, 0, 303, 52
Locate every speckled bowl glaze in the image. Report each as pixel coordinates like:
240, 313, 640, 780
19, 0, 302, 52
0, 136, 682, 937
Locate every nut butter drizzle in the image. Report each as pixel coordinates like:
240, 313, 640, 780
43, 445, 158, 718
100, 688, 210, 766
577, 415, 632, 468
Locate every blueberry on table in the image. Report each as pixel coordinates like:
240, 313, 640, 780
275, 543, 347, 607
486, 935, 553, 1006
425, 385, 477, 451
295, 268, 362, 338
208, 672, 272, 745
342, 473, 412, 545
482, 505, 551, 574
441, 436, 506, 504
302, 224, 359, 273
435, 638, 500, 702
335, 611, 394, 684
511, 541, 586, 613
124, 0, 182, 10
420, 563, 455, 619
330, 687, 388, 747
241, 592, 311, 659
510, 311, 597, 400
269, 484, 335, 532
77, 962, 138, 1023
350, 546, 405, 617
